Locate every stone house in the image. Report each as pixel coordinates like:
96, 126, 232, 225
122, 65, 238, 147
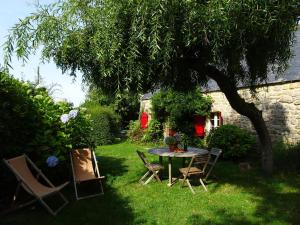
140, 29, 300, 144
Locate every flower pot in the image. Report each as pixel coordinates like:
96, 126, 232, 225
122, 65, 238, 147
168, 129, 176, 136
169, 144, 177, 152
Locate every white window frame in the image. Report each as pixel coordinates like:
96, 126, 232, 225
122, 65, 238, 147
210, 112, 221, 129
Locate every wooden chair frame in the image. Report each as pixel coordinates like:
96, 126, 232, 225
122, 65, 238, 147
180, 154, 210, 194
70, 148, 104, 200
3, 155, 69, 216
136, 150, 163, 185
204, 148, 222, 181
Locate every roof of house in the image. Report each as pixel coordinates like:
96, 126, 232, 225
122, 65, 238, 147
142, 28, 300, 100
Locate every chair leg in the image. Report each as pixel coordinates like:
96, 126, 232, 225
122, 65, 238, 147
39, 198, 57, 216
144, 173, 155, 185
74, 180, 80, 200
153, 171, 161, 182
11, 182, 21, 208
7, 182, 37, 212
205, 166, 215, 181
181, 175, 188, 188
186, 179, 195, 194
199, 178, 208, 192
58, 192, 69, 204
39, 191, 69, 216
98, 179, 104, 194
139, 171, 150, 184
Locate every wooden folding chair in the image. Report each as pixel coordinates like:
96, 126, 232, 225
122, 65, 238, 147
136, 150, 164, 185
3, 155, 69, 216
70, 148, 105, 200
205, 148, 222, 181
179, 154, 210, 194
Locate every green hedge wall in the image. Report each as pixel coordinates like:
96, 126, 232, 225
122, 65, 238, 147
87, 104, 121, 145
0, 71, 94, 170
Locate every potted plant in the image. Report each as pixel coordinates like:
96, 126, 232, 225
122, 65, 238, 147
164, 136, 177, 152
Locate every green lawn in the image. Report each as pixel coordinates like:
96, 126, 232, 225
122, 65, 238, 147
1, 142, 300, 225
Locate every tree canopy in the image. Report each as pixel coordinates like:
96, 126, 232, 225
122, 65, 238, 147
3, 0, 300, 174
4, 0, 299, 94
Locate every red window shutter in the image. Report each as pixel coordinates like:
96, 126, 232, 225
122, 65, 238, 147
140, 112, 148, 129
218, 112, 223, 126
194, 115, 206, 137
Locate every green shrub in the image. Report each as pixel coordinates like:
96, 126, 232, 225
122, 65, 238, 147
141, 119, 163, 143
114, 92, 140, 129
206, 124, 256, 159
87, 104, 120, 145
187, 136, 206, 148
127, 120, 144, 143
127, 119, 164, 144
0, 71, 94, 171
151, 88, 212, 137
84, 88, 139, 129
273, 141, 300, 172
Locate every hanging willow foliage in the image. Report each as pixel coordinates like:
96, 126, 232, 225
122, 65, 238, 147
3, 0, 299, 94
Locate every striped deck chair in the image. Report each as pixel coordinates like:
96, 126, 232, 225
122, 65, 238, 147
70, 148, 105, 200
3, 155, 69, 216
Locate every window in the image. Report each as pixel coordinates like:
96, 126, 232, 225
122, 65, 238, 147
210, 112, 222, 129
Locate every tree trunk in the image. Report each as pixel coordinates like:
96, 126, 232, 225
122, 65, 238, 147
204, 66, 273, 175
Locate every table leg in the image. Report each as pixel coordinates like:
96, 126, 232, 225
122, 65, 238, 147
159, 156, 163, 165
159, 156, 163, 179
168, 157, 172, 187
182, 158, 186, 167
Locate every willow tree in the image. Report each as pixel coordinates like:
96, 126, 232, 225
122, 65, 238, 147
3, 0, 299, 174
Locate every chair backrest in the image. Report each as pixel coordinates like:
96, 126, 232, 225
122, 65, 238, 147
71, 148, 99, 182
208, 148, 222, 165
205, 148, 222, 180
210, 148, 222, 157
194, 153, 210, 172
182, 154, 208, 177
136, 151, 149, 166
3, 155, 54, 197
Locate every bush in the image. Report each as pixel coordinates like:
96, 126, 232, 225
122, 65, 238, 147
206, 124, 256, 159
273, 141, 300, 172
127, 120, 144, 143
151, 88, 212, 137
114, 92, 140, 129
0, 71, 94, 171
187, 136, 206, 148
87, 104, 120, 145
141, 119, 163, 143
127, 119, 164, 144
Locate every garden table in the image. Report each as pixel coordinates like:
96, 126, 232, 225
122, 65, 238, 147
148, 147, 209, 187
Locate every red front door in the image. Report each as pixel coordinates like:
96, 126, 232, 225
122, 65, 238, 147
194, 115, 206, 137
140, 112, 148, 129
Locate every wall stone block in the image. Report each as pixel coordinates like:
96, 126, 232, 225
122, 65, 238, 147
206, 81, 300, 144
141, 81, 300, 144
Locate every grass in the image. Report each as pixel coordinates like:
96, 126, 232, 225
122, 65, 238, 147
1, 141, 300, 225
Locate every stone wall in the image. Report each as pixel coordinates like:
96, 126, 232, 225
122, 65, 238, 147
207, 81, 300, 144
140, 80, 300, 143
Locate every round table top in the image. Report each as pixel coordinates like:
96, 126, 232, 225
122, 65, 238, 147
148, 147, 208, 158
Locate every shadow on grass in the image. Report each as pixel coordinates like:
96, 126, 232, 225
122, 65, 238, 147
0, 156, 133, 225
187, 210, 255, 225
205, 162, 300, 225
97, 155, 129, 177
